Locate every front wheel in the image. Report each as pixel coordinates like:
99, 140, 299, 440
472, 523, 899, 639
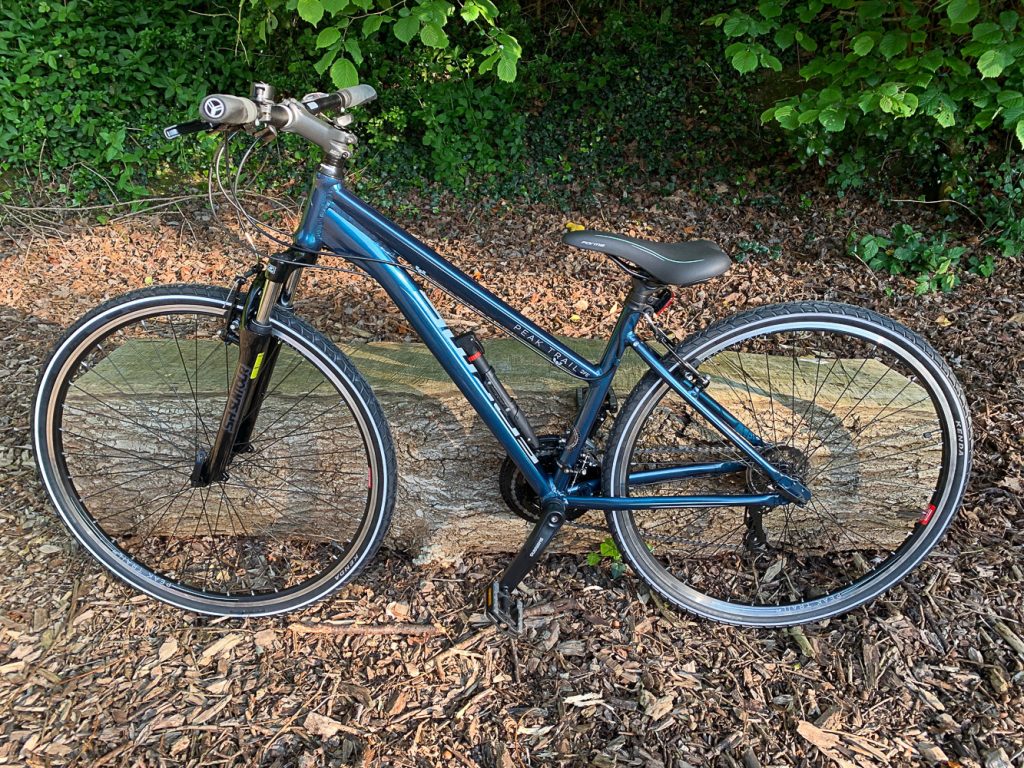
33, 284, 396, 616
603, 301, 971, 627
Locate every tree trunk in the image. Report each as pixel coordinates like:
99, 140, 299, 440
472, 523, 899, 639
65, 339, 938, 562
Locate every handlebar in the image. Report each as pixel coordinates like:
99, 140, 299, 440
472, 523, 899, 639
187, 83, 378, 160
199, 94, 259, 124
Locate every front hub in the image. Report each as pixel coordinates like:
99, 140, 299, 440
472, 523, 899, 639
190, 449, 211, 488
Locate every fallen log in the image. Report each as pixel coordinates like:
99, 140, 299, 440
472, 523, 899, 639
65, 338, 939, 562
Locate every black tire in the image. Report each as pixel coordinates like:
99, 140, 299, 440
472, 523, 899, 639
33, 284, 396, 616
603, 301, 971, 627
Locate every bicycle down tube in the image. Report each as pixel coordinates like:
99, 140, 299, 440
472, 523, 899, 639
257, 172, 799, 512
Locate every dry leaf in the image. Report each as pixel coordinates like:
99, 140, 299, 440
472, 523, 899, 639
157, 637, 178, 663
796, 721, 856, 768
644, 694, 674, 721
254, 629, 277, 649
199, 633, 242, 663
304, 711, 345, 739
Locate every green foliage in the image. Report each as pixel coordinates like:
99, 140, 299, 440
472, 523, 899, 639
250, 0, 521, 89
705, 1, 1024, 148
0, 0, 252, 202
706, 1, 1024, 278
587, 537, 626, 579
850, 222, 997, 293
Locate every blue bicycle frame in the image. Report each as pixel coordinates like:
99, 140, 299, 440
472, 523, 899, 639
268, 172, 803, 514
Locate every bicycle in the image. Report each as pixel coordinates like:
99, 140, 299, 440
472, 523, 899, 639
32, 83, 972, 629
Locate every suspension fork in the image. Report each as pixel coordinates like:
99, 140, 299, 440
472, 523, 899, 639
192, 271, 285, 486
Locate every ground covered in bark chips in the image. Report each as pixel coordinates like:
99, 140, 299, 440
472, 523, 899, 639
0, 184, 1022, 767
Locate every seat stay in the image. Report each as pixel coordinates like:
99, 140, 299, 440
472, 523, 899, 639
627, 334, 813, 505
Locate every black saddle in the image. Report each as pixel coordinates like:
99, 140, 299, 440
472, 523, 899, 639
564, 229, 730, 286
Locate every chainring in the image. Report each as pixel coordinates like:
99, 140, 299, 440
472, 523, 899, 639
499, 435, 563, 524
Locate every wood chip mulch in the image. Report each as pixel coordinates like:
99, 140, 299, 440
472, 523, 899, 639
0, 186, 1022, 767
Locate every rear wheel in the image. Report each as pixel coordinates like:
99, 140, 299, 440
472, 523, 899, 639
33, 284, 396, 616
603, 302, 971, 626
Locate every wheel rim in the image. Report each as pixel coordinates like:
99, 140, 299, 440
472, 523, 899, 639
611, 315, 963, 622
40, 296, 384, 607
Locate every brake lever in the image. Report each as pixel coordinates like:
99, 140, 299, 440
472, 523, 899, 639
163, 120, 219, 140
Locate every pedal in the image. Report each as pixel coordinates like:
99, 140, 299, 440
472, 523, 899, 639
484, 582, 524, 634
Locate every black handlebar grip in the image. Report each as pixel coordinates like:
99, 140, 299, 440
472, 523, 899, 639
199, 94, 258, 124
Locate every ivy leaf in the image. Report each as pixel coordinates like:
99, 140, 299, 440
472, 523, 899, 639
315, 27, 340, 48
852, 33, 875, 56
297, 0, 325, 26
420, 22, 448, 48
393, 14, 419, 43
599, 539, 619, 559
977, 48, 1010, 78
329, 57, 358, 88
946, 0, 980, 25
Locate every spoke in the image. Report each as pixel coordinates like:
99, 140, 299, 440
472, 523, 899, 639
807, 438, 942, 481
763, 350, 780, 444
803, 365, 895, 461
64, 390, 186, 457
800, 356, 871, 459
167, 317, 212, 449
246, 384, 337, 445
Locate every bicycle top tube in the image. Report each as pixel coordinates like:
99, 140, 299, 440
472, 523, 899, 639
310, 174, 608, 382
